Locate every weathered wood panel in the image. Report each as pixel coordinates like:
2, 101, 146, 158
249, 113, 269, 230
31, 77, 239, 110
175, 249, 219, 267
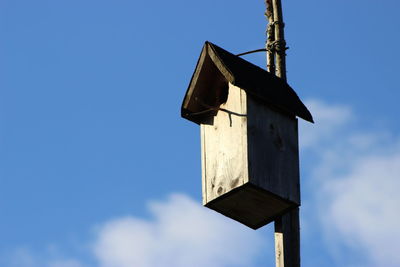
206, 183, 293, 229
246, 95, 300, 204
200, 83, 300, 228
200, 125, 207, 205
201, 83, 248, 203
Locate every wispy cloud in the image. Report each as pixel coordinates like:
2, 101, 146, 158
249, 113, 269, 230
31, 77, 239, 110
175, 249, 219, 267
4, 194, 265, 267
92, 194, 264, 267
323, 153, 400, 267
300, 99, 353, 149
301, 99, 400, 267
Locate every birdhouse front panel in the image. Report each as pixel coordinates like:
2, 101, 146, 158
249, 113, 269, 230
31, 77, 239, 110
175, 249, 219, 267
201, 83, 249, 205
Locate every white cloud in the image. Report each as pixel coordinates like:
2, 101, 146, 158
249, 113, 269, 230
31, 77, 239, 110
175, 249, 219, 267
301, 99, 400, 267
323, 153, 400, 266
3, 195, 264, 267
300, 99, 353, 149
93, 194, 264, 267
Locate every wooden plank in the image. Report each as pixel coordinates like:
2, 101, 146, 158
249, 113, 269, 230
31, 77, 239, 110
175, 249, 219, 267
200, 124, 207, 205
247, 95, 300, 204
206, 184, 293, 229
240, 87, 249, 185
201, 83, 248, 203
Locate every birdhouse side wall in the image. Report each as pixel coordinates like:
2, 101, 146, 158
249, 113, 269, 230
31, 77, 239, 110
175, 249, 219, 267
201, 83, 249, 205
246, 96, 300, 205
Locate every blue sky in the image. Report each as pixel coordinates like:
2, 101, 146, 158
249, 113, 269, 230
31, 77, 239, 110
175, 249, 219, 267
1, 0, 400, 266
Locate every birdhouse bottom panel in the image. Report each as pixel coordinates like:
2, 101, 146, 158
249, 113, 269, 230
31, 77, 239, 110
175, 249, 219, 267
205, 183, 298, 229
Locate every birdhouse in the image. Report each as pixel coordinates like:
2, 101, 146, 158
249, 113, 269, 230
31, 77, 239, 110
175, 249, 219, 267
181, 42, 313, 229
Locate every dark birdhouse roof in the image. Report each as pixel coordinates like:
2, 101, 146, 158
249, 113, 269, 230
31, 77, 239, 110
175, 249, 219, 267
181, 41, 314, 124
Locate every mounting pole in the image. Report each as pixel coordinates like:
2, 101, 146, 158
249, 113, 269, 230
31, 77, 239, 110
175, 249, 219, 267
265, 0, 275, 73
274, 208, 300, 267
271, 0, 287, 81
265, 1, 300, 267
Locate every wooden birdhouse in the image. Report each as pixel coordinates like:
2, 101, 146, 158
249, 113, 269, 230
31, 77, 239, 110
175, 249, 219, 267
181, 42, 313, 229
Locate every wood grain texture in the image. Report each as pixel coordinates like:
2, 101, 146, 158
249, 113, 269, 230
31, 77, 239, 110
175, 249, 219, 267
247, 95, 300, 204
201, 83, 248, 203
205, 183, 294, 229
269, 0, 302, 265
200, 83, 300, 229
275, 232, 284, 267
200, 125, 207, 205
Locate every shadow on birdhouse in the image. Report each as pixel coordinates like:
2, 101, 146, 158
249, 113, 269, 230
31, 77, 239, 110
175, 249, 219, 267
181, 42, 313, 229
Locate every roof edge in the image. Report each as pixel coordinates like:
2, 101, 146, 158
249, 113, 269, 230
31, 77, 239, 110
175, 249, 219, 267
205, 41, 235, 84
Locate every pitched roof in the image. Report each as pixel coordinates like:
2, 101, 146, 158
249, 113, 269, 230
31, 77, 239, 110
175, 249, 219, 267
181, 41, 314, 124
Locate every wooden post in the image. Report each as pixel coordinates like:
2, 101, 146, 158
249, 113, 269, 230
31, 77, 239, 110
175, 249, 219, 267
271, 0, 287, 81
265, 0, 275, 73
275, 208, 300, 267
265, 1, 300, 267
